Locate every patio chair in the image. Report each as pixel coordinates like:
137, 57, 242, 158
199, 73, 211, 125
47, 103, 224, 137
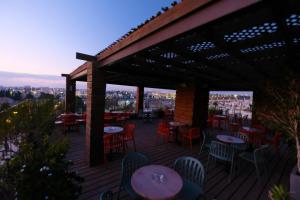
174, 156, 205, 200
182, 127, 200, 150
199, 129, 212, 154
207, 141, 235, 182
264, 131, 282, 155
62, 114, 79, 134
117, 152, 149, 200
99, 191, 113, 200
156, 120, 171, 144
231, 132, 249, 151
238, 144, 269, 181
123, 123, 137, 151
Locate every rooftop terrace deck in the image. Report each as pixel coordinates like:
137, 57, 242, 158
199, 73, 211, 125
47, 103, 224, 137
66, 120, 295, 200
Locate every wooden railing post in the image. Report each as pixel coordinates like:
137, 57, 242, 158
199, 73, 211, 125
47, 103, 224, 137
65, 75, 76, 113
136, 86, 144, 113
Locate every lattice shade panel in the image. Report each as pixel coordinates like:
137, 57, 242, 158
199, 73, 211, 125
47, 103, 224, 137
224, 22, 278, 43
286, 14, 300, 26
187, 41, 215, 52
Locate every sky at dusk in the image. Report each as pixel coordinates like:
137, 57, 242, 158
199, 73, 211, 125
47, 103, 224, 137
0, 0, 174, 88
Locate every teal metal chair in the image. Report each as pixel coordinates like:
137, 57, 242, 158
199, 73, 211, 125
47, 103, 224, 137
231, 132, 249, 151
207, 141, 235, 182
174, 156, 205, 200
117, 152, 149, 200
238, 144, 269, 181
199, 129, 212, 154
99, 191, 113, 200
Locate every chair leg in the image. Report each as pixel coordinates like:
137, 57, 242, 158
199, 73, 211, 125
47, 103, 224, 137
117, 185, 122, 200
206, 154, 211, 173
189, 138, 193, 151
133, 139, 136, 152
254, 162, 261, 183
228, 159, 234, 183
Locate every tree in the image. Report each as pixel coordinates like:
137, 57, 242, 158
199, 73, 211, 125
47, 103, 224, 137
25, 92, 34, 99
12, 91, 22, 101
0, 103, 10, 111
257, 79, 300, 173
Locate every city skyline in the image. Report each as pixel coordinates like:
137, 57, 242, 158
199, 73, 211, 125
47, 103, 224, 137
0, 71, 177, 93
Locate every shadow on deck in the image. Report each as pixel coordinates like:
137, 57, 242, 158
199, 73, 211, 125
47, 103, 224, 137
66, 119, 295, 200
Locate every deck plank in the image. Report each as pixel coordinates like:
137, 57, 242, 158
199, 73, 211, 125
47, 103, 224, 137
65, 120, 295, 200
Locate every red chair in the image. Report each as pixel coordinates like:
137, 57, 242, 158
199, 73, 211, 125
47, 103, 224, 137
62, 114, 79, 134
182, 127, 200, 150
156, 120, 170, 144
207, 115, 214, 128
123, 123, 137, 151
104, 133, 125, 162
265, 131, 282, 155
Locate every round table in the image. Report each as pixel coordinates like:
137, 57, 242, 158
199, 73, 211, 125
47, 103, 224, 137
241, 126, 258, 133
169, 121, 185, 127
216, 135, 245, 144
131, 165, 183, 200
169, 121, 185, 144
104, 126, 123, 134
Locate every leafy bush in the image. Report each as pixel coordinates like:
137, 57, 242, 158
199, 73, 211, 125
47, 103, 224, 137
208, 107, 223, 116
0, 98, 83, 200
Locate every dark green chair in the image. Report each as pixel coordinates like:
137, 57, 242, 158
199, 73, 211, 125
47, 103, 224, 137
117, 152, 149, 200
231, 132, 249, 151
199, 129, 212, 154
207, 140, 235, 182
99, 191, 113, 200
239, 144, 269, 181
174, 156, 205, 200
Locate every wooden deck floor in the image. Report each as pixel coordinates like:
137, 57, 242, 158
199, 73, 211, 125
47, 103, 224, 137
66, 119, 295, 200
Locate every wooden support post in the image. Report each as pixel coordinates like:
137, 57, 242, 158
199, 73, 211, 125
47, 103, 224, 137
65, 75, 76, 113
86, 63, 106, 166
192, 86, 209, 130
136, 86, 144, 113
174, 84, 209, 130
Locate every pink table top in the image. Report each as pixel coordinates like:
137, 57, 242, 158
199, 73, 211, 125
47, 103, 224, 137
131, 165, 183, 200
217, 135, 245, 144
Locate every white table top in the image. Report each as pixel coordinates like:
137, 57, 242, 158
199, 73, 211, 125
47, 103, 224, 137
169, 121, 185, 127
104, 126, 124, 134
241, 126, 258, 132
131, 165, 183, 200
217, 135, 245, 144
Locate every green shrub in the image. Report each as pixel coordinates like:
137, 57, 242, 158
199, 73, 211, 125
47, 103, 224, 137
0, 98, 83, 200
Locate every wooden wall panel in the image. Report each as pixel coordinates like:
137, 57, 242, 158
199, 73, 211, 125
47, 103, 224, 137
174, 87, 195, 125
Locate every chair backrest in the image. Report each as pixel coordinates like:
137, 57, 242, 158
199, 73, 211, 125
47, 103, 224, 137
236, 132, 249, 143
174, 156, 205, 187
121, 152, 149, 184
188, 127, 200, 138
201, 129, 211, 145
273, 131, 282, 144
99, 191, 113, 200
254, 144, 269, 163
124, 123, 136, 139
209, 141, 234, 161
63, 114, 77, 125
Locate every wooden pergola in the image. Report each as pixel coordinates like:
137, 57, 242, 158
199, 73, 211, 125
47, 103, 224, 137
64, 0, 300, 166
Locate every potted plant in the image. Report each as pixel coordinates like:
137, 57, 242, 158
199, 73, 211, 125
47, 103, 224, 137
257, 79, 300, 199
269, 184, 290, 200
